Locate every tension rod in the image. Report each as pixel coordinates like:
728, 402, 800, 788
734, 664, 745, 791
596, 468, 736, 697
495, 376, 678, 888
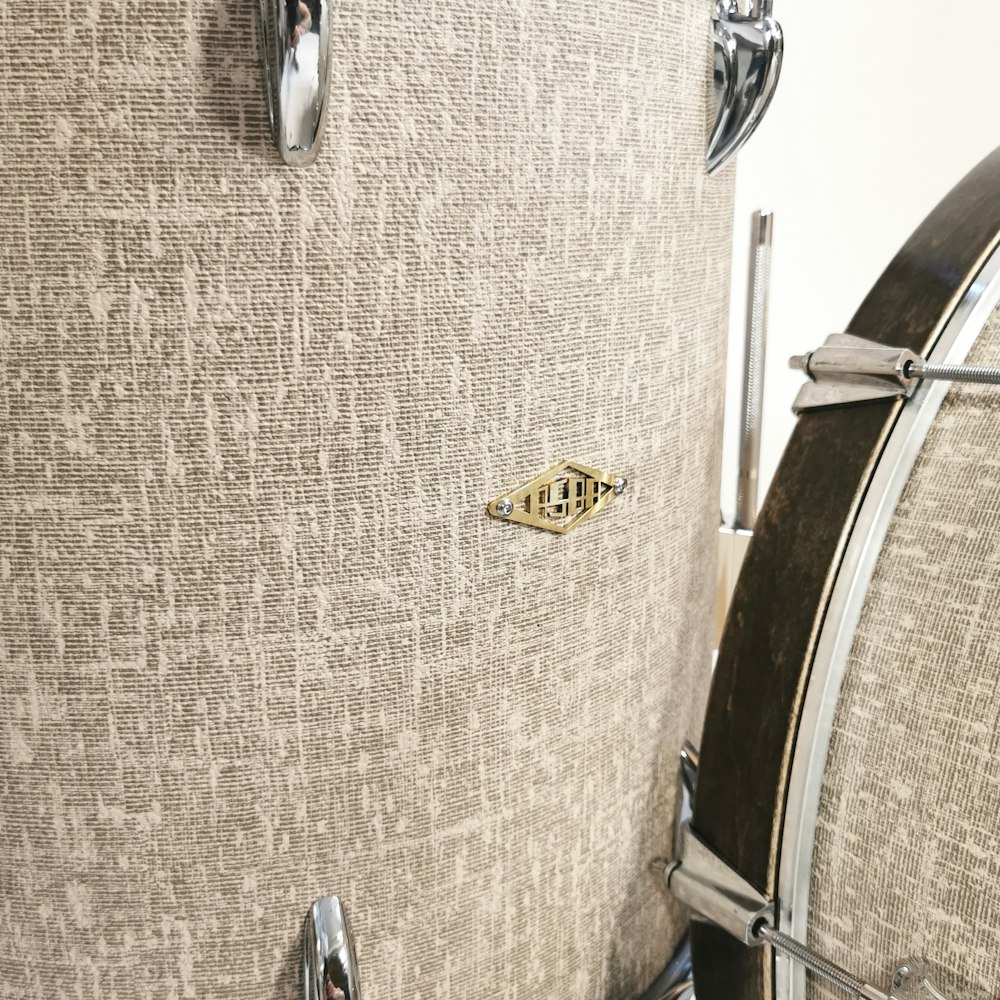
664, 749, 961, 1000
754, 922, 888, 1000
666, 820, 890, 1000
905, 359, 1000, 385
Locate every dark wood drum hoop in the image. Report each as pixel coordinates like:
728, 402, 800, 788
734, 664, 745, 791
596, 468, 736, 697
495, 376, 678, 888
690, 146, 1000, 1000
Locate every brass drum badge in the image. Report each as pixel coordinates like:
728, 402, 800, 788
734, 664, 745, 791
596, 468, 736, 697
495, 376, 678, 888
487, 460, 627, 534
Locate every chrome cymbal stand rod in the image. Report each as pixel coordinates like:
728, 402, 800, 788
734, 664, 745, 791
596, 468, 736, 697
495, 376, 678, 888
715, 211, 774, 643
735, 209, 773, 530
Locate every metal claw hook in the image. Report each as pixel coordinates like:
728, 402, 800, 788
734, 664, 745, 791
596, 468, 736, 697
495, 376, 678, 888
706, 1, 783, 175
303, 897, 362, 1000
260, 0, 333, 166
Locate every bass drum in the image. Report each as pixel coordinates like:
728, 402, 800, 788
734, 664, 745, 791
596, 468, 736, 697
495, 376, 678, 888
691, 147, 1000, 1000
0, 2, 733, 999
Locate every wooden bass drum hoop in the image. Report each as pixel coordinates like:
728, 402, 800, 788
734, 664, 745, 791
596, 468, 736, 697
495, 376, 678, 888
690, 145, 1000, 1000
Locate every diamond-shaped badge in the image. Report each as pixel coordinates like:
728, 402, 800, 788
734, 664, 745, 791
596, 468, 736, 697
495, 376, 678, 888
487, 459, 627, 534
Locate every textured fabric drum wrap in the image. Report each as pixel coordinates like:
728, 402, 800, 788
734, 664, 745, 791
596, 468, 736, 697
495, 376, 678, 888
0, 3, 733, 998
809, 303, 1000, 997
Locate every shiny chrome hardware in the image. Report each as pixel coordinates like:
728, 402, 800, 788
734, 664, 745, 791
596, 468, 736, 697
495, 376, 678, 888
716, 212, 773, 643
707, 2, 784, 174
303, 897, 361, 1000
260, 0, 333, 166
790, 334, 922, 411
790, 333, 1000, 412
755, 931, 977, 1000
906, 358, 1000, 385
679, 741, 699, 803
755, 924, 889, 1000
671, 741, 699, 876
659, 758, 973, 1000
735, 209, 773, 529
662, 821, 773, 946
891, 962, 945, 1000
660, 822, 889, 1000
652, 744, 896, 1000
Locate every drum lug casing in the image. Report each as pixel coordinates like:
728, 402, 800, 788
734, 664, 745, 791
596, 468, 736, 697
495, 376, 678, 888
789, 334, 922, 412
259, 0, 334, 166
789, 332, 1000, 412
664, 822, 774, 946
302, 897, 362, 1000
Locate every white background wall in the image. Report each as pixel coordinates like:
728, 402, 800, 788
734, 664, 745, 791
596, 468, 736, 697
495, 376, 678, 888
719, 3, 1000, 525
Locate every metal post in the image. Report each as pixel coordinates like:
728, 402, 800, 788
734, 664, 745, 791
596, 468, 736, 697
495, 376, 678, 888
735, 209, 773, 530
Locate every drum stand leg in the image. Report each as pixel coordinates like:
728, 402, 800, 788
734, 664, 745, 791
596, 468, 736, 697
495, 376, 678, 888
634, 931, 694, 1000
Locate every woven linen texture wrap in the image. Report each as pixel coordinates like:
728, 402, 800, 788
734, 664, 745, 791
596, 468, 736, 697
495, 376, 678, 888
0, 2, 733, 998
809, 301, 1000, 998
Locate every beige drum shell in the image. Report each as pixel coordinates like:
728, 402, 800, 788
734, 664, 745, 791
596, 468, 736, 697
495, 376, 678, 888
0, 3, 732, 998
808, 302, 1000, 996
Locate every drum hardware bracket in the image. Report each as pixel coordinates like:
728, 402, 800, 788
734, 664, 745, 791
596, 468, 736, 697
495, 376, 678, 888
260, 0, 333, 165
656, 742, 774, 945
660, 821, 968, 1000
302, 896, 362, 1000
656, 747, 893, 1000
661, 821, 775, 946
790, 333, 1000, 412
707, 2, 784, 174
660, 827, 896, 999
